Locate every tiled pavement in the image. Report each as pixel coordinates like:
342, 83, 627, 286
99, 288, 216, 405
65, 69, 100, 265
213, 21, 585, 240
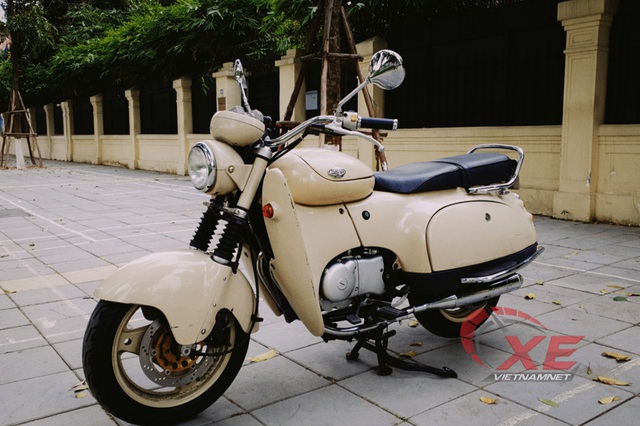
1, 158, 639, 426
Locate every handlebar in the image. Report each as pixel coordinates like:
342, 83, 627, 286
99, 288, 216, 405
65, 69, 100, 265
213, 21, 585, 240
358, 117, 398, 131
266, 113, 397, 171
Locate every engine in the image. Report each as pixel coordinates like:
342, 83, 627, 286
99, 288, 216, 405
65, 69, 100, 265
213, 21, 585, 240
320, 251, 385, 311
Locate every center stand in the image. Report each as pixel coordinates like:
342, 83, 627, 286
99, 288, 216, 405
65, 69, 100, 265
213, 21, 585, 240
344, 327, 458, 378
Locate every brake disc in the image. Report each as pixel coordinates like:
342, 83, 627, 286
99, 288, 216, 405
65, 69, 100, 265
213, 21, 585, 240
138, 319, 215, 387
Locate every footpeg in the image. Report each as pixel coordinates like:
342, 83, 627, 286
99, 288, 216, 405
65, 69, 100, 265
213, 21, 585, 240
377, 306, 406, 320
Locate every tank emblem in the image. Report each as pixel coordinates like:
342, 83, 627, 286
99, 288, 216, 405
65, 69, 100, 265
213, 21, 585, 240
328, 168, 347, 179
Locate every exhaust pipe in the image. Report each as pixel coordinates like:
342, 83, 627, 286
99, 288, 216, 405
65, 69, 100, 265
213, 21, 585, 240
323, 274, 523, 338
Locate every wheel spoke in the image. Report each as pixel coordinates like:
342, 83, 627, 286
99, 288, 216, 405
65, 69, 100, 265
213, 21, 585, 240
117, 326, 147, 354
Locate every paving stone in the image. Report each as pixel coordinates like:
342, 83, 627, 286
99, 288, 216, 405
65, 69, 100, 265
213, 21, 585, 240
340, 368, 476, 418
250, 318, 323, 354
20, 405, 117, 426
53, 338, 84, 370
547, 272, 632, 295
485, 374, 634, 425
598, 326, 640, 355
284, 340, 377, 381
565, 293, 640, 324
8, 284, 86, 307
413, 341, 517, 387
168, 397, 245, 426
535, 308, 630, 343
584, 396, 640, 426
224, 355, 330, 411
252, 384, 401, 426
0, 325, 47, 354
0, 345, 69, 385
0, 294, 15, 310
0, 371, 95, 425
1, 273, 70, 292
0, 307, 30, 330
208, 413, 262, 426
409, 389, 567, 426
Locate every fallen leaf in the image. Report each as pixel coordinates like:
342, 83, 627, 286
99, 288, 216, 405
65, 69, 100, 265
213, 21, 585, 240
480, 396, 497, 404
627, 293, 640, 297
602, 352, 631, 362
400, 350, 417, 358
552, 300, 562, 305
536, 280, 544, 285
600, 289, 609, 294
598, 396, 621, 405
75, 392, 88, 399
607, 285, 625, 290
525, 293, 536, 300
3, 289, 16, 294
249, 349, 277, 363
587, 364, 592, 375
538, 398, 559, 407
613, 296, 628, 302
593, 376, 631, 386
408, 320, 419, 328
410, 342, 423, 347
71, 380, 87, 390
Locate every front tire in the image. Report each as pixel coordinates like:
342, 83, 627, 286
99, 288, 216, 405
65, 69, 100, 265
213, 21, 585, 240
410, 296, 499, 338
82, 301, 248, 425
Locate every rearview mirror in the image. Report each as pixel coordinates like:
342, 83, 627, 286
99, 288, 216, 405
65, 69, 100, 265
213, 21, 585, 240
368, 50, 405, 90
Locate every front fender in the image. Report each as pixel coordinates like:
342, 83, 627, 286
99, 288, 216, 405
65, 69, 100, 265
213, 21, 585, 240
95, 249, 255, 345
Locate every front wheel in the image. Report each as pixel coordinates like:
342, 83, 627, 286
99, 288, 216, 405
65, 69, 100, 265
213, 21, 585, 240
409, 296, 500, 338
82, 301, 248, 425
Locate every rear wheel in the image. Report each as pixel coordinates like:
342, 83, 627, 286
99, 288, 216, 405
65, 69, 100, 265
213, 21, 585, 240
410, 296, 499, 338
82, 301, 248, 425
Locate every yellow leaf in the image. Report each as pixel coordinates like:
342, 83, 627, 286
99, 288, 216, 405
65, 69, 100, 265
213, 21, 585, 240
598, 396, 620, 405
408, 320, 419, 328
627, 293, 640, 297
600, 289, 609, 294
552, 300, 562, 305
601, 352, 631, 362
593, 376, 631, 386
249, 349, 277, 363
75, 392, 88, 399
480, 396, 497, 404
3, 289, 16, 294
607, 285, 625, 290
587, 364, 592, 375
410, 342, 423, 347
400, 350, 417, 358
525, 293, 536, 300
536, 281, 544, 285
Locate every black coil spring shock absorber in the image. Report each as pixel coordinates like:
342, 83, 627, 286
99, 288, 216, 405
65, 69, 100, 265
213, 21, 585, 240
189, 198, 223, 252
212, 209, 247, 266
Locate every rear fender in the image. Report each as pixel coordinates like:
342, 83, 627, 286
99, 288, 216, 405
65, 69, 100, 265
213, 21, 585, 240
94, 249, 255, 345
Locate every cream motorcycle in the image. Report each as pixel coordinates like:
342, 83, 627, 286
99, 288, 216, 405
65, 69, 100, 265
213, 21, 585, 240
82, 50, 542, 424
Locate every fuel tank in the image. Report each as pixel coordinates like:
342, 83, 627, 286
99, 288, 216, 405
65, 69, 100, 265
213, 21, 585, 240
269, 148, 374, 206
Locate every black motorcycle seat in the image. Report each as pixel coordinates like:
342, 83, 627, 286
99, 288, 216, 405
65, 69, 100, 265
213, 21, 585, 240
374, 152, 516, 194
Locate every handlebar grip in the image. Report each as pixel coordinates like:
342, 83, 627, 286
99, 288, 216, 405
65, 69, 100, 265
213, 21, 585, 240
358, 117, 398, 131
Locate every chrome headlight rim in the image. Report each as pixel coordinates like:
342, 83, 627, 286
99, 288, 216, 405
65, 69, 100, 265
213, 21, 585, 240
188, 142, 216, 192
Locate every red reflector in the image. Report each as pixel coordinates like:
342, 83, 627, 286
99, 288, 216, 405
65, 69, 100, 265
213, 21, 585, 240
262, 204, 274, 218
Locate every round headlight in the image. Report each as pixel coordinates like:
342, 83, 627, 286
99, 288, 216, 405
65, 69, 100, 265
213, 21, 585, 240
188, 143, 216, 191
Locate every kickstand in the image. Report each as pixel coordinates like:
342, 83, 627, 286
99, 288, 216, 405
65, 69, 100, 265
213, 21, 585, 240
346, 329, 457, 378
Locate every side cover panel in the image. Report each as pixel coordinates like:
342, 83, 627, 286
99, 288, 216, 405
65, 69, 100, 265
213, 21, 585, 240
427, 200, 536, 271
95, 250, 255, 345
262, 168, 361, 336
347, 188, 535, 274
